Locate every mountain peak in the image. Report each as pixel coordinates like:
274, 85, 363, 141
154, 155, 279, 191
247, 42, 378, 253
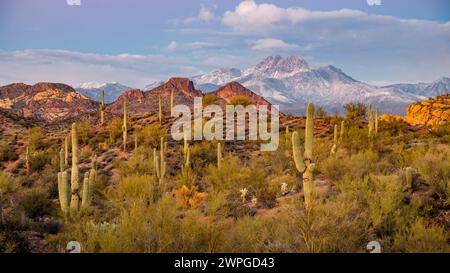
213, 81, 271, 107
246, 55, 310, 79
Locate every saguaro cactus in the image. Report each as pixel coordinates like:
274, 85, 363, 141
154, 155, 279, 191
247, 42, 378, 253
154, 139, 167, 184
405, 167, 414, 188
292, 103, 315, 210
123, 103, 127, 151
368, 105, 374, 138
217, 142, 222, 169
70, 123, 80, 212
375, 106, 379, 134
339, 120, 345, 145
330, 124, 338, 156
100, 90, 105, 126
64, 136, 69, 167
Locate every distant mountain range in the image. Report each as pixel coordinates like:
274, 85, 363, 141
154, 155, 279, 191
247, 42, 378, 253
191, 56, 450, 115
74, 82, 131, 103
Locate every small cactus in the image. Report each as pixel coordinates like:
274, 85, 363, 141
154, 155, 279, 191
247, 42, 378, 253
240, 188, 248, 203
154, 140, 166, 185
292, 103, 315, 210
405, 167, 414, 188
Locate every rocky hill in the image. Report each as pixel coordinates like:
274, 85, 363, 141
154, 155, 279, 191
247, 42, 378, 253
404, 94, 450, 128
0, 82, 99, 122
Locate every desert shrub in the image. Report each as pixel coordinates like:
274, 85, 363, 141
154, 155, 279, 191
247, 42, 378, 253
204, 155, 250, 191
255, 187, 277, 209
137, 124, 167, 148
228, 96, 253, 106
0, 141, 18, 162
411, 147, 450, 200
30, 151, 52, 172
392, 218, 449, 252
79, 145, 93, 162
28, 127, 45, 151
189, 141, 218, 171
433, 122, 450, 142
0, 229, 30, 253
341, 125, 368, 153
76, 122, 92, 145
315, 107, 327, 117
115, 153, 154, 178
108, 174, 158, 206
19, 189, 56, 219
108, 118, 123, 145
202, 93, 220, 107
344, 103, 366, 120
379, 120, 408, 136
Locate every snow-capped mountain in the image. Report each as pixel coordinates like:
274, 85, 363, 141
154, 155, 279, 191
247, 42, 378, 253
383, 77, 450, 98
143, 80, 165, 91
74, 82, 131, 103
191, 56, 449, 115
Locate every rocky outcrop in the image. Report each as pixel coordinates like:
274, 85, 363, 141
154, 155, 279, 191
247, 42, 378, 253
0, 82, 98, 122
404, 94, 450, 128
212, 82, 271, 107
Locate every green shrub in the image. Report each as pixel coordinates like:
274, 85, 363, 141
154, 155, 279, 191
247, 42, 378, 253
0, 141, 18, 162
19, 189, 56, 219
228, 96, 253, 106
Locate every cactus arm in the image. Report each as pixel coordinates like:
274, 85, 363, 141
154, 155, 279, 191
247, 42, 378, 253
60, 171, 69, 213
292, 132, 306, 173
81, 172, 90, 209
59, 148, 64, 173
88, 169, 95, 203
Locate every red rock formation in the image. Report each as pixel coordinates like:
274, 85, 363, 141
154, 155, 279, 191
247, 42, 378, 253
212, 82, 271, 107
0, 82, 98, 122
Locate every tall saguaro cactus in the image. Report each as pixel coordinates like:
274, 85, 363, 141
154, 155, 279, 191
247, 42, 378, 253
123, 103, 127, 151
70, 123, 80, 212
100, 90, 105, 126
153, 137, 167, 184
375, 106, 379, 134
339, 120, 345, 145
292, 103, 315, 210
368, 105, 374, 138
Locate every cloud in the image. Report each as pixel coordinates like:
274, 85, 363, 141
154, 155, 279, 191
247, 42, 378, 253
250, 39, 300, 51
181, 6, 215, 24
0, 49, 260, 88
167, 41, 178, 51
222, 0, 364, 34
366, 0, 382, 6
66, 0, 81, 6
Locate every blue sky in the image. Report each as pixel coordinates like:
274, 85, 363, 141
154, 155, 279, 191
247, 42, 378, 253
0, 0, 449, 87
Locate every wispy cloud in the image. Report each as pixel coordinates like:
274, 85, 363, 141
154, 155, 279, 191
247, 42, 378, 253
249, 39, 300, 51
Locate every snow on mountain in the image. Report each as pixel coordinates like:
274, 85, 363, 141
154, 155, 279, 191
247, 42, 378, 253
384, 77, 450, 98
190, 55, 447, 115
143, 80, 165, 91
75, 82, 131, 103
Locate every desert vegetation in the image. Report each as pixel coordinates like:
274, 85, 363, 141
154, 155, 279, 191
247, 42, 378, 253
0, 101, 449, 253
